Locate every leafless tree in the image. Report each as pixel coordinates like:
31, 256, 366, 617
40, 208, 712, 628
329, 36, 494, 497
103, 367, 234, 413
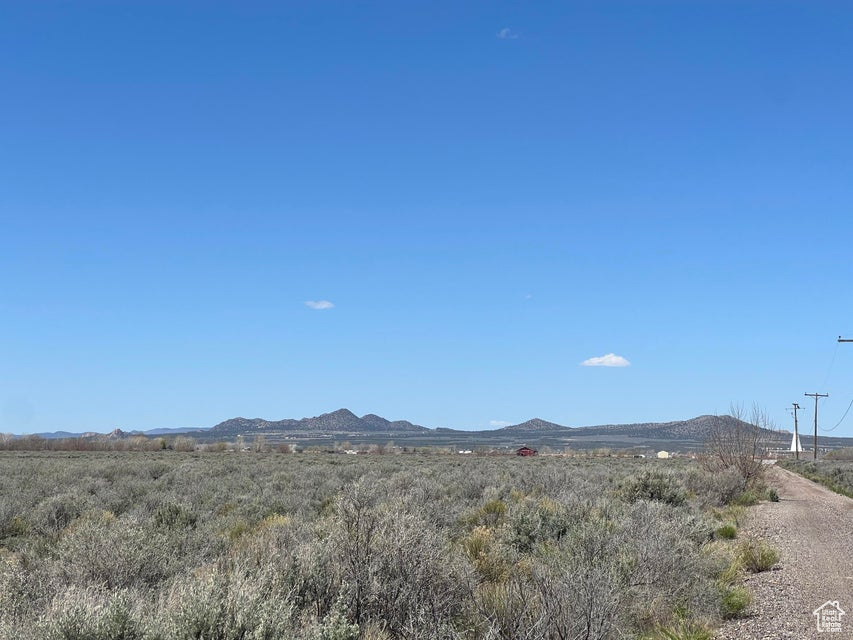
701, 403, 772, 487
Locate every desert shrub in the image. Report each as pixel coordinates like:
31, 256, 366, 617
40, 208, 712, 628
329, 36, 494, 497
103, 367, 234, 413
466, 498, 508, 528
643, 619, 713, 640
715, 554, 743, 588
712, 504, 746, 527
684, 467, 744, 507
370, 511, 471, 635
731, 490, 760, 506
55, 511, 174, 589
470, 576, 543, 640
0, 515, 29, 541
621, 501, 717, 629
153, 502, 197, 530
37, 587, 145, 640
737, 538, 779, 573
533, 517, 631, 640
504, 496, 574, 553
714, 523, 737, 540
325, 481, 471, 635
620, 469, 687, 506
325, 480, 381, 624
462, 526, 510, 582
0, 451, 768, 638
311, 598, 359, 640
157, 562, 296, 640
0, 550, 50, 635
31, 493, 90, 536
763, 487, 779, 502
719, 585, 752, 619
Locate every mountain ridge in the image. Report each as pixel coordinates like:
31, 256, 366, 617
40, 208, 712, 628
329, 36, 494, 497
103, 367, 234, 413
208, 408, 431, 436
12, 411, 797, 445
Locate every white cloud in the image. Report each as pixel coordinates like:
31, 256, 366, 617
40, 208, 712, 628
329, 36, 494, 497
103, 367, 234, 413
497, 27, 518, 40
581, 353, 631, 367
490, 420, 511, 427
305, 300, 334, 310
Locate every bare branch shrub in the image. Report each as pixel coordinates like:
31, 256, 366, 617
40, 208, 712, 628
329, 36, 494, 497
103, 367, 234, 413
700, 404, 771, 487
532, 518, 630, 640
471, 575, 546, 640
325, 480, 471, 636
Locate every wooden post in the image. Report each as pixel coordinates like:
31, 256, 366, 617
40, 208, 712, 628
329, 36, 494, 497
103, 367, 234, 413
805, 393, 829, 460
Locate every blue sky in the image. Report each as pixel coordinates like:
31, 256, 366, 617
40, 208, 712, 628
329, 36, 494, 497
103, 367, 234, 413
3, 1, 853, 435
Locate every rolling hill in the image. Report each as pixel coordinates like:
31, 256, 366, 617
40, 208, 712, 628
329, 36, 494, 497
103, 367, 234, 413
188, 410, 798, 451
19, 410, 841, 452
207, 408, 430, 438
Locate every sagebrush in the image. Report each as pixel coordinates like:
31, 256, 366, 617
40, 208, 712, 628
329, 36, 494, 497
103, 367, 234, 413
0, 452, 747, 639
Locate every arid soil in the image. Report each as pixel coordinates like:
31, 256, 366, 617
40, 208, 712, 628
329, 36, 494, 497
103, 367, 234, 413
715, 466, 853, 639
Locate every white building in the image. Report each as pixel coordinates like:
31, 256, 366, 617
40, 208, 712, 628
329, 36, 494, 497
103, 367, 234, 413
790, 432, 803, 453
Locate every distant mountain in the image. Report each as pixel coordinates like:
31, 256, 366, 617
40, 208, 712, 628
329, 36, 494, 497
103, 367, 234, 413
200, 411, 788, 449
360, 413, 428, 432
576, 414, 781, 441
498, 418, 570, 432
208, 409, 430, 437
18, 426, 207, 439
130, 427, 206, 436
11, 412, 802, 452
27, 431, 88, 440
478, 414, 788, 448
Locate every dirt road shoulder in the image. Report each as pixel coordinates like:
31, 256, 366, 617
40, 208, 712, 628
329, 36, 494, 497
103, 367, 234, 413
714, 466, 853, 639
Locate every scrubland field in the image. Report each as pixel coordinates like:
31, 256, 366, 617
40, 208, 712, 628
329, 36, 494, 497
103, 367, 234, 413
0, 452, 763, 640
779, 457, 853, 498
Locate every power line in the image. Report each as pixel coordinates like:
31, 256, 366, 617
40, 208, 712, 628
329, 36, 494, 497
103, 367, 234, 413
829, 337, 853, 432
822, 341, 840, 389
824, 396, 853, 432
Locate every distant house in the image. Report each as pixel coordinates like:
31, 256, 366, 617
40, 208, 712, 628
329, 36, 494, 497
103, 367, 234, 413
516, 446, 537, 457
656, 450, 670, 459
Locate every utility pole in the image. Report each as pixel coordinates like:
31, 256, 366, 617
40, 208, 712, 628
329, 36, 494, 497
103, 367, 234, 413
804, 392, 829, 460
792, 402, 801, 460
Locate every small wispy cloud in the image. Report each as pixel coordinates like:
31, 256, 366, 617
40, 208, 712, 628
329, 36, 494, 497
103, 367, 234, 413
305, 300, 335, 310
490, 420, 511, 427
497, 27, 518, 40
581, 353, 631, 367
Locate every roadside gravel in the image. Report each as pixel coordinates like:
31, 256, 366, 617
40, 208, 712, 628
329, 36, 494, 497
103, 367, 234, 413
714, 466, 853, 639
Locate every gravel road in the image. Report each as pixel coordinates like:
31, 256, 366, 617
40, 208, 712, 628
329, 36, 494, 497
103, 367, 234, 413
714, 465, 853, 639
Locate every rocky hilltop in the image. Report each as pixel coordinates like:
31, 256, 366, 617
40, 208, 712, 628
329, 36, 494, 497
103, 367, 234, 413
576, 414, 766, 439
497, 418, 569, 432
209, 408, 430, 437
